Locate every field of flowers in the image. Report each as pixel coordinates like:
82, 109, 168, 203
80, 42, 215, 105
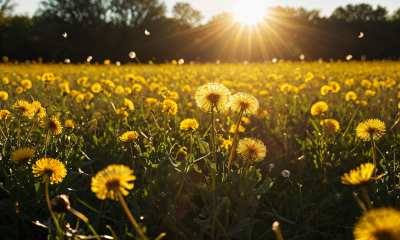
1, 59, 400, 240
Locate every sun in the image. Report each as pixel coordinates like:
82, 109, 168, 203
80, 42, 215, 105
234, 1, 267, 25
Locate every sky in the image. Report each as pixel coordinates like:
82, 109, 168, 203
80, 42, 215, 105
13, 0, 400, 22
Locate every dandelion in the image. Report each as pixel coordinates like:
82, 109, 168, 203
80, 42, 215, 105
42, 73, 55, 84
10, 148, 35, 162
230, 92, 259, 117
42, 116, 63, 135
132, 83, 142, 92
328, 81, 340, 93
2, 77, 9, 85
195, 82, 231, 113
21, 79, 32, 89
180, 118, 199, 132
237, 138, 266, 172
320, 119, 340, 134
341, 163, 381, 186
14, 100, 33, 117
145, 97, 158, 106
0, 91, 8, 100
345, 91, 357, 101
310, 101, 328, 116
281, 170, 290, 177
16, 87, 23, 94
32, 158, 67, 184
91, 164, 145, 240
120, 131, 139, 142
65, 120, 74, 128
91, 83, 102, 93
162, 99, 177, 115
356, 119, 386, 141
124, 98, 135, 111
342, 163, 382, 209
0, 110, 10, 120
320, 85, 331, 95
353, 207, 400, 240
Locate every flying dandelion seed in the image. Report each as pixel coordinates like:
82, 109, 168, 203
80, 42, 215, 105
346, 55, 353, 61
148, 60, 153, 64
272, 58, 277, 63
87, 56, 92, 62
269, 163, 275, 168
243, 61, 248, 65
358, 32, 364, 38
64, 59, 70, 64
216, 60, 221, 64
129, 51, 136, 59
145, 29, 150, 35
116, 61, 121, 66
62, 32, 67, 38
178, 59, 184, 65
300, 54, 305, 60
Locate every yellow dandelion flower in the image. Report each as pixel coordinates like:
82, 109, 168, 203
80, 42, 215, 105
0, 110, 11, 120
125, 73, 135, 83
237, 138, 266, 162
341, 163, 381, 185
115, 108, 129, 121
65, 120, 74, 128
345, 91, 357, 101
320, 119, 340, 134
162, 99, 178, 115
31, 101, 46, 119
10, 148, 35, 162
32, 158, 67, 184
180, 118, 199, 131
310, 101, 328, 116
328, 81, 340, 93
42, 73, 55, 84
361, 79, 372, 88
91, 83, 102, 93
230, 92, 259, 117
14, 100, 33, 117
76, 94, 85, 103
91, 164, 136, 200
0, 91, 8, 100
181, 84, 191, 92
145, 97, 158, 106
365, 90, 376, 97
229, 124, 245, 133
16, 87, 24, 94
115, 85, 124, 95
195, 82, 231, 113
85, 92, 94, 101
124, 87, 132, 95
256, 108, 268, 119
356, 100, 368, 106
120, 131, 139, 142
353, 207, 400, 240
356, 119, 386, 141
320, 85, 331, 95
168, 91, 179, 100
2, 77, 9, 85
104, 59, 110, 65
41, 116, 63, 135
242, 116, 251, 124
124, 98, 134, 111
132, 83, 142, 92
59, 82, 70, 94
21, 79, 32, 89
220, 137, 233, 151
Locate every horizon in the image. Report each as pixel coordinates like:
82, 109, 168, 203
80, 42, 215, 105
12, 0, 400, 23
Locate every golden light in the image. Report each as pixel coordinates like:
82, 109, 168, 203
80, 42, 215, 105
233, 1, 266, 25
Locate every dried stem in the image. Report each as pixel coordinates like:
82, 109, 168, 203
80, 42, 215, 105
23, 119, 36, 147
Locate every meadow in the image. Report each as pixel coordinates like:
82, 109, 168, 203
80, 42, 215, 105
1, 59, 400, 240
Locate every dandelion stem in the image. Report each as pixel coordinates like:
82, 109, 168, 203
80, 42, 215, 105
23, 119, 36, 147
17, 113, 21, 147
4, 119, 9, 136
228, 110, 243, 169
129, 142, 135, 171
0, 124, 6, 140
210, 105, 217, 240
69, 208, 100, 240
361, 185, 373, 210
189, 131, 193, 156
44, 130, 50, 158
342, 104, 360, 137
370, 134, 377, 177
45, 179, 64, 237
45, 84, 52, 108
94, 91, 104, 136
116, 191, 147, 240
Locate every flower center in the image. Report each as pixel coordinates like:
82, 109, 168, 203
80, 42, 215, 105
373, 229, 395, 240
106, 179, 120, 191
206, 93, 221, 104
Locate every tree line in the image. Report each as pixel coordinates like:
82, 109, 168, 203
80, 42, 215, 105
1, 0, 400, 63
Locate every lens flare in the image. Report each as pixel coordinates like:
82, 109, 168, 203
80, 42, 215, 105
234, 1, 266, 25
